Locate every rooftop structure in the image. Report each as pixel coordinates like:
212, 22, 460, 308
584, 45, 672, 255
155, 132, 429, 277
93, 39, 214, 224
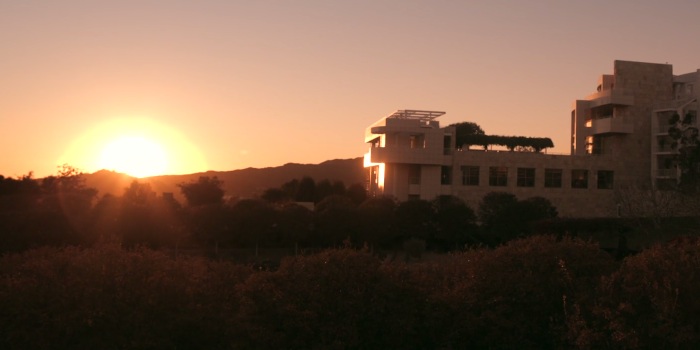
387, 110, 446, 121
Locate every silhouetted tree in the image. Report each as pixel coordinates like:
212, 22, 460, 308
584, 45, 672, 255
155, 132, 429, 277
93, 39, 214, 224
178, 176, 224, 206
313, 195, 359, 247
478, 192, 559, 243
120, 181, 179, 248
281, 178, 300, 199
345, 183, 367, 205
669, 111, 700, 192
295, 176, 316, 202
0, 173, 41, 212
314, 179, 334, 202
230, 199, 277, 248
358, 196, 396, 249
519, 196, 558, 222
394, 199, 435, 245
478, 192, 520, 243
432, 195, 478, 250
276, 203, 313, 247
261, 187, 290, 204
450, 121, 485, 149
331, 180, 346, 196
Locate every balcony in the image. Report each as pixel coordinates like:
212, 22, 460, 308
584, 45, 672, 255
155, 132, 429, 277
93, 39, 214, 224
589, 117, 633, 135
367, 146, 445, 165
585, 88, 634, 107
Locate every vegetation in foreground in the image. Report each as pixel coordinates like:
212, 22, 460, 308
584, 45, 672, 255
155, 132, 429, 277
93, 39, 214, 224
2, 236, 700, 349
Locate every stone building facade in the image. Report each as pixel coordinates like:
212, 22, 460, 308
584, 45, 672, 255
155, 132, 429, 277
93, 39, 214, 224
363, 60, 699, 217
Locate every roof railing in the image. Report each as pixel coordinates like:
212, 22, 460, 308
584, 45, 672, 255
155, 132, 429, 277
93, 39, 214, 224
387, 109, 446, 121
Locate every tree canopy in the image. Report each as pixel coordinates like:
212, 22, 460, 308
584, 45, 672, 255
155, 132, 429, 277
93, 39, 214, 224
669, 111, 700, 191
450, 121, 553, 152
178, 176, 225, 206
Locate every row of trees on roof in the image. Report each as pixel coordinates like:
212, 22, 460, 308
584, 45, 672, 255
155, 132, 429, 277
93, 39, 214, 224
450, 121, 554, 152
4, 235, 700, 348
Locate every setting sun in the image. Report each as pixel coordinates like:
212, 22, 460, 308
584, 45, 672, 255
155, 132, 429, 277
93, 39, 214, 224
97, 136, 168, 178
58, 117, 208, 177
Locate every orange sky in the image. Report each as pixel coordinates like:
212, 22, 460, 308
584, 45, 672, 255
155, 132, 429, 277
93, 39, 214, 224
2, 0, 700, 178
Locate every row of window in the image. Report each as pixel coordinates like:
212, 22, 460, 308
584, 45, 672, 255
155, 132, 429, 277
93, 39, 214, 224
439, 166, 614, 189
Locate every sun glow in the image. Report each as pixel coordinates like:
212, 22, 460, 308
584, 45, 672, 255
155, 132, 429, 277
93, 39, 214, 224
97, 136, 168, 178
59, 118, 208, 177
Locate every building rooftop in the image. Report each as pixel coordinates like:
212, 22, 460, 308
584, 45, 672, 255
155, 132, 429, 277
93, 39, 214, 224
387, 109, 445, 121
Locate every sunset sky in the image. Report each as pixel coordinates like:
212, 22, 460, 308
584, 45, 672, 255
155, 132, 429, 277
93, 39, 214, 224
2, 0, 700, 178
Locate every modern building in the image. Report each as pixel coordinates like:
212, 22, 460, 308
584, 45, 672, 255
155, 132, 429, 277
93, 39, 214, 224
363, 60, 699, 217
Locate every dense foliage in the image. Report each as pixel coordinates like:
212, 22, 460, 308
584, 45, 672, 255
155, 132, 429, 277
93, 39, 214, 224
2, 169, 700, 348
668, 112, 700, 191
4, 236, 700, 349
459, 134, 555, 152
449, 121, 553, 152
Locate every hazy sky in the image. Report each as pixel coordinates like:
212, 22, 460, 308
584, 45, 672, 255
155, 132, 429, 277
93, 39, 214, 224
2, 0, 700, 177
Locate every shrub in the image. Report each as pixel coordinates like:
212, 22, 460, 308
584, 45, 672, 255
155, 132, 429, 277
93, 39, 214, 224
0, 244, 252, 349
443, 236, 616, 349
574, 237, 700, 349
236, 248, 427, 349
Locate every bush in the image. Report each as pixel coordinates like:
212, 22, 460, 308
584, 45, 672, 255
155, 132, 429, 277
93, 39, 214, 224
236, 248, 428, 349
442, 236, 615, 349
0, 244, 252, 349
573, 237, 700, 349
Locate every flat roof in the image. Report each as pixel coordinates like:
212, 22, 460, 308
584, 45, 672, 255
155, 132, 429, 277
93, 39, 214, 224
387, 109, 445, 121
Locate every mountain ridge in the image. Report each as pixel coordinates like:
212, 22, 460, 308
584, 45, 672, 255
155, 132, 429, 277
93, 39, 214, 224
83, 157, 365, 201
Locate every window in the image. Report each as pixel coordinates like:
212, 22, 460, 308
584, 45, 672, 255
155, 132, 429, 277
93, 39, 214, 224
571, 169, 588, 189
597, 170, 614, 189
461, 166, 479, 186
443, 135, 452, 155
489, 166, 508, 186
441, 166, 452, 185
408, 165, 421, 185
544, 169, 562, 188
585, 136, 603, 154
407, 194, 420, 201
409, 134, 425, 149
517, 168, 535, 187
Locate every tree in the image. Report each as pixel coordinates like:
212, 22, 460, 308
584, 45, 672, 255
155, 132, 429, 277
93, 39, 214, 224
478, 192, 518, 228
295, 176, 316, 202
178, 176, 224, 206
669, 111, 700, 192
260, 187, 290, 204
313, 195, 359, 247
519, 196, 558, 222
314, 179, 334, 202
119, 181, 181, 248
478, 192, 558, 243
432, 195, 478, 250
450, 121, 485, 149
276, 203, 313, 247
394, 199, 435, 244
229, 199, 277, 248
358, 196, 396, 249
345, 183, 367, 205
40, 165, 97, 214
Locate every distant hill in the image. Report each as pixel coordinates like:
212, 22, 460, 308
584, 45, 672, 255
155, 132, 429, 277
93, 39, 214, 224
83, 157, 366, 201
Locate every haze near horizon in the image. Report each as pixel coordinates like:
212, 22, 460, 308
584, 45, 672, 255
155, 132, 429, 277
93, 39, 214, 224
3, 0, 700, 178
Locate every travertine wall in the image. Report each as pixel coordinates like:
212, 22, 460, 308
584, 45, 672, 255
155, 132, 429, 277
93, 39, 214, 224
365, 61, 690, 218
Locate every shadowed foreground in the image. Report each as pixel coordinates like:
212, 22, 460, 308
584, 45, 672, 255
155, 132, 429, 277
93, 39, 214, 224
1, 236, 700, 349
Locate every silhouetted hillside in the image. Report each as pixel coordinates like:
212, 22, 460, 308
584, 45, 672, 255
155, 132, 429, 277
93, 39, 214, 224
84, 158, 365, 201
